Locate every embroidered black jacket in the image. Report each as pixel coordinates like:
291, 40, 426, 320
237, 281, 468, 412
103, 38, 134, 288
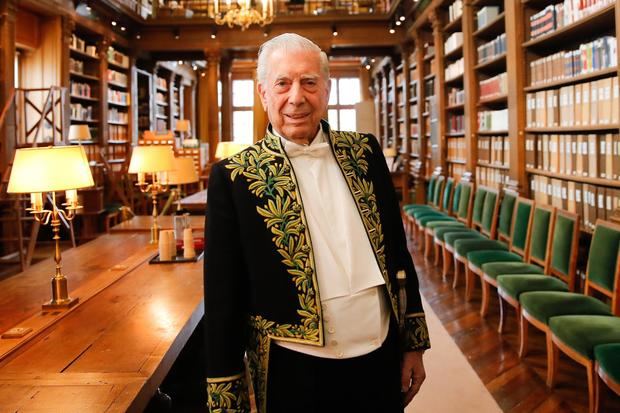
204, 122, 430, 413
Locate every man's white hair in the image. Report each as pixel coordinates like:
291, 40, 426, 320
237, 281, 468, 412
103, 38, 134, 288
256, 33, 330, 84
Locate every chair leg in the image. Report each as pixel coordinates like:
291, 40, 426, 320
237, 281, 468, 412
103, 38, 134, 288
433, 240, 441, 266
546, 333, 559, 388
465, 265, 476, 302
442, 246, 452, 282
498, 295, 505, 334
596, 369, 604, 413
452, 257, 460, 289
424, 231, 432, 261
518, 314, 529, 359
480, 277, 490, 316
587, 362, 597, 413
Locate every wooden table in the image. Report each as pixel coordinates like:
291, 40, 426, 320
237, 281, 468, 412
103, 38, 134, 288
179, 189, 207, 212
0, 232, 204, 412
110, 215, 205, 233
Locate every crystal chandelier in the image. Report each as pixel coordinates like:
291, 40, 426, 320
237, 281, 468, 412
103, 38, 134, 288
211, 0, 275, 31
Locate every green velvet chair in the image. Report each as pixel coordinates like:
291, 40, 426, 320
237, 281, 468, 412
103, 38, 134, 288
470, 204, 555, 317
517, 219, 620, 409
408, 174, 445, 241
404, 173, 438, 238
497, 210, 580, 335
595, 343, 620, 412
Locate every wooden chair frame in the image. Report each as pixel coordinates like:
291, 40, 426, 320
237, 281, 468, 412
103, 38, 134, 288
596, 358, 620, 413
437, 180, 475, 285
497, 209, 579, 334
521, 220, 620, 413
476, 203, 553, 317
416, 175, 446, 247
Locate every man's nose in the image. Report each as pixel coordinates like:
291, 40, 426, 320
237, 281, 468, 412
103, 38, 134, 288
288, 82, 305, 105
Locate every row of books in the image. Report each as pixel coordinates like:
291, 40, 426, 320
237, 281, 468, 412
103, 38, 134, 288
107, 69, 128, 87
444, 32, 463, 55
477, 33, 507, 65
447, 137, 466, 162
478, 109, 508, 132
69, 58, 95, 77
479, 72, 507, 100
108, 107, 129, 124
156, 77, 168, 90
526, 77, 619, 128
109, 124, 129, 141
448, 114, 464, 134
476, 6, 501, 31
525, 133, 620, 180
478, 136, 509, 167
529, 36, 617, 86
448, 0, 463, 23
476, 166, 508, 189
70, 81, 95, 98
529, 0, 614, 40
529, 175, 620, 231
71, 34, 97, 57
107, 46, 129, 69
410, 82, 418, 101
70, 103, 95, 122
445, 58, 464, 81
448, 88, 465, 106
108, 89, 130, 105
449, 163, 466, 182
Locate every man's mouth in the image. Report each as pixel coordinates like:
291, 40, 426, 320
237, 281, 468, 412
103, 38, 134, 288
285, 113, 310, 120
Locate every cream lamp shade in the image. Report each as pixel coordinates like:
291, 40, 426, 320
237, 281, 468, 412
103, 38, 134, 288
168, 157, 198, 185
215, 142, 249, 159
7, 145, 94, 193
128, 145, 175, 173
68, 124, 92, 141
175, 119, 190, 133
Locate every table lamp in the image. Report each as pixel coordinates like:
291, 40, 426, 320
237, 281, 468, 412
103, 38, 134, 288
164, 157, 199, 213
128, 145, 175, 243
68, 124, 92, 142
7, 145, 95, 310
214, 142, 249, 159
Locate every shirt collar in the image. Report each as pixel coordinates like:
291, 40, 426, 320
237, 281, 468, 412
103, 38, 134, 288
274, 127, 325, 156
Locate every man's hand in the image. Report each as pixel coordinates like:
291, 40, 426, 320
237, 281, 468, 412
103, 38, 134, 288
401, 350, 426, 407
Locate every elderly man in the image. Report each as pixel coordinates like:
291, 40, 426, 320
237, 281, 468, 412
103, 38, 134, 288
204, 33, 430, 413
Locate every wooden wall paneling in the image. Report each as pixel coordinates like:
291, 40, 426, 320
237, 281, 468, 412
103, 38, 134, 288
505, 0, 527, 194
219, 55, 232, 141
0, 0, 17, 171
430, 10, 447, 173
205, 52, 220, 161
462, 0, 478, 174
15, 8, 40, 49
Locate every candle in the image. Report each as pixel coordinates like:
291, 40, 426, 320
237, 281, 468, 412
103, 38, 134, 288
65, 189, 78, 207
183, 227, 196, 259
158, 230, 172, 261
138, 172, 146, 185
262, 0, 266, 18
214, 0, 218, 14
30, 192, 43, 211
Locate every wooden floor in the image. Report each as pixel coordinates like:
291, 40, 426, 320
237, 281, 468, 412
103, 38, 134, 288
408, 234, 620, 413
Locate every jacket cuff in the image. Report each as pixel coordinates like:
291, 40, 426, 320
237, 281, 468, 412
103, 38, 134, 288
206, 372, 250, 413
402, 313, 431, 352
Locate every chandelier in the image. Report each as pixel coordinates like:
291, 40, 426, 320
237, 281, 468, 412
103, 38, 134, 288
211, 0, 275, 31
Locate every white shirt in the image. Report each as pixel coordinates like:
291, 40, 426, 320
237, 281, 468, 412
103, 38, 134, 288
274, 127, 390, 359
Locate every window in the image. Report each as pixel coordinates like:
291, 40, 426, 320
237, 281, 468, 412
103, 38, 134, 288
327, 77, 360, 131
14, 50, 21, 87
232, 79, 254, 144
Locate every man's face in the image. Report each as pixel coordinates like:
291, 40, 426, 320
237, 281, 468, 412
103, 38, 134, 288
258, 49, 330, 143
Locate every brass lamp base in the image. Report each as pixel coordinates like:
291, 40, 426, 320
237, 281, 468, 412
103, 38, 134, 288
42, 296, 79, 310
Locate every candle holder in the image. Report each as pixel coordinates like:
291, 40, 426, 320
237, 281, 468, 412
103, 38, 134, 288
128, 145, 176, 244
7, 145, 95, 310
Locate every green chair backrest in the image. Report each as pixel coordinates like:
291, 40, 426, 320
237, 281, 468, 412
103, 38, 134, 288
549, 211, 580, 291
452, 182, 462, 215
528, 205, 554, 264
433, 176, 445, 207
480, 189, 499, 236
510, 198, 534, 255
442, 178, 454, 212
426, 175, 437, 205
471, 187, 488, 227
457, 182, 472, 221
497, 192, 517, 240
587, 220, 620, 294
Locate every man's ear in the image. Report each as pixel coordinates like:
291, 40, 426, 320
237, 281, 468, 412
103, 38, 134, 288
257, 83, 268, 111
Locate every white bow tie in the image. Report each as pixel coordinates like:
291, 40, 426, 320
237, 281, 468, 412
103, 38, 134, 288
286, 142, 331, 158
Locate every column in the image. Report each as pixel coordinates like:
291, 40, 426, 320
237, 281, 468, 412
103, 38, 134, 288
219, 53, 232, 141
0, 0, 17, 171
206, 52, 221, 161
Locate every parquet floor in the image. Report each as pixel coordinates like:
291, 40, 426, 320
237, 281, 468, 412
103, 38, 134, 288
408, 233, 620, 413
